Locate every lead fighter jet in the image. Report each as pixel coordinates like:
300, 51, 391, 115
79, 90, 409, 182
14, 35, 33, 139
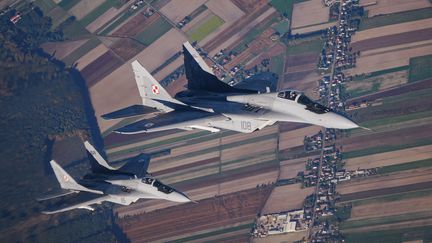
39, 141, 191, 214
103, 42, 358, 134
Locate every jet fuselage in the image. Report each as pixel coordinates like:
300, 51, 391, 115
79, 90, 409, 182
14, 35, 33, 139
174, 89, 358, 133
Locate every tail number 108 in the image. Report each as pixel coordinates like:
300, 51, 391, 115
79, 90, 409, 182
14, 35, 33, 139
241, 121, 252, 131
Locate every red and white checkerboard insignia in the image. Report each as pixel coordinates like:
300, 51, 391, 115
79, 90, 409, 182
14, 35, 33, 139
63, 175, 69, 182
151, 84, 160, 94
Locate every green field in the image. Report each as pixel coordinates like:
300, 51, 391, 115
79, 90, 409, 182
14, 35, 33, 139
167, 223, 253, 243
409, 54, 432, 82
381, 87, 432, 104
286, 37, 324, 55
347, 67, 409, 98
62, 37, 102, 66
347, 82, 380, 98
344, 225, 432, 243
188, 15, 224, 42
58, 0, 81, 11
351, 189, 432, 208
351, 87, 432, 126
359, 110, 432, 129
270, 54, 285, 77
273, 19, 291, 35
359, 7, 432, 30
34, 0, 56, 13
270, 0, 305, 18
342, 211, 432, 230
62, 20, 91, 39
136, 17, 172, 45
343, 138, 432, 159
378, 158, 432, 174
352, 66, 409, 81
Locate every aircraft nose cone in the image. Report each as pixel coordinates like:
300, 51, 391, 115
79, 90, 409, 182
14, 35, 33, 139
323, 112, 359, 129
170, 191, 191, 203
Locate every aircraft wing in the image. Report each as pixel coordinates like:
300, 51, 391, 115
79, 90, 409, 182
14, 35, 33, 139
36, 190, 77, 201
114, 109, 227, 134
101, 105, 158, 120
42, 194, 111, 214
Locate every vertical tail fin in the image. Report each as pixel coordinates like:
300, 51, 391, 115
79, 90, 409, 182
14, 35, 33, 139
50, 160, 102, 194
118, 153, 150, 177
183, 42, 238, 93
84, 141, 117, 172
131, 60, 181, 112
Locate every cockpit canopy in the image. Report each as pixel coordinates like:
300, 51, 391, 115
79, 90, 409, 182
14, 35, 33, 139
142, 177, 154, 184
141, 178, 174, 194
277, 90, 331, 114
277, 90, 299, 101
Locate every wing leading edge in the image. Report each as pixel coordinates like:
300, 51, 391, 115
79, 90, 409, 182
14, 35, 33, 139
41, 194, 111, 214
115, 108, 226, 134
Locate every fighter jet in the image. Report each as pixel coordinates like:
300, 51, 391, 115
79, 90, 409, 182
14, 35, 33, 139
39, 141, 191, 214
103, 42, 358, 135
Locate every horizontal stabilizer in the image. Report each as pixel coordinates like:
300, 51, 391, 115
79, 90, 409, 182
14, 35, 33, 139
101, 105, 157, 120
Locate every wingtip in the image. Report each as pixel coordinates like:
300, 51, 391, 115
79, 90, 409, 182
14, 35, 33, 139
131, 59, 141, 66
49, 159, 57, 166
100, 114, 111, 120
360, 126, 373, 131
114, 125, 148, 135
113, 129, 146, 135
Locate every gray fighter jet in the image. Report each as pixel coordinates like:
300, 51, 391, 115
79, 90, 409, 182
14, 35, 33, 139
103, 42, 358, 134
39, 141, 191, 214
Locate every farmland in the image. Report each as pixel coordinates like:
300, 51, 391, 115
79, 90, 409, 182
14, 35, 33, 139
10, 0, 432, 242
409, 54, 432, 82
135, 16, 172, 46
291, 0, 329, 29
362, 0, 431, 17
358, 7, 432, 30
117, 187, 271, 242
188, 14, 225, 42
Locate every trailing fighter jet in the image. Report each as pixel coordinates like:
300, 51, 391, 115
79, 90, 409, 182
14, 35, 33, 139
103, 42, 358, 134
39, 141, 191, 214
